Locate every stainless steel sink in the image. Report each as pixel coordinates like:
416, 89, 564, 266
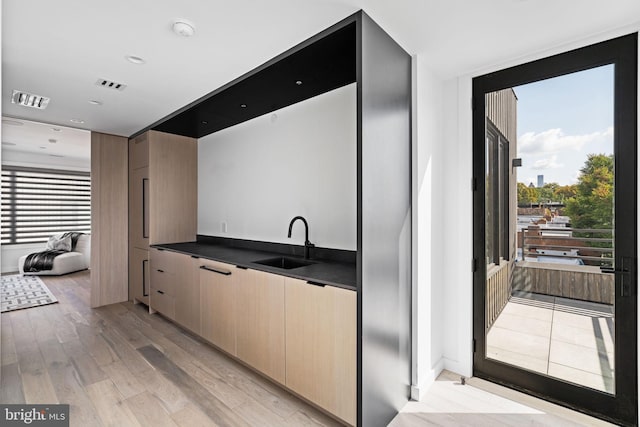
253, 256, 314, 270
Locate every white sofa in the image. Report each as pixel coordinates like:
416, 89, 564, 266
19, 234, 91, 276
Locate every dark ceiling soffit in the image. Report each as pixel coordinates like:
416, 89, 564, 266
130, 11, 362, 140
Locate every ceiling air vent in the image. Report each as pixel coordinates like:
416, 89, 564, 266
11, 90, 50, 109
95, 78, 127, 91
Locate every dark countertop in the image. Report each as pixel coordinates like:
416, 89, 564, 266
151, 241, 357, 291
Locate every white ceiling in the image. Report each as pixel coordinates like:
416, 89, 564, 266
2, 0, 640, 144
1, 117, 90, 160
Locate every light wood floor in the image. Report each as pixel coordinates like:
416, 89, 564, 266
0, 270, 343, 427
389, 370, 616, 427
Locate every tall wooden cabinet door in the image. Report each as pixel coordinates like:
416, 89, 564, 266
130, 248, 149, 305
129, 167, 149, 249
174, 255, 201, 334
91, 132, 129, 308
285, 278, 357, 426
199, 259, 236, 355
148, 130, 197, 245
236, 269, 285, 384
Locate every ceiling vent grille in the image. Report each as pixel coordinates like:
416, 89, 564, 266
11, 90, 50, 109
95, 78, 127, 91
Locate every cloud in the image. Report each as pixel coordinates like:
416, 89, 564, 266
531, 155, 563, 170
518, 127, 612, 155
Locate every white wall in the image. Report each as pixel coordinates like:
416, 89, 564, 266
411, 56, 447, 398
1, 150, 90, 273
198, 83, 357, 250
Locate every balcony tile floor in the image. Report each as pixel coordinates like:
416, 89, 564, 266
487, 291, 615, 393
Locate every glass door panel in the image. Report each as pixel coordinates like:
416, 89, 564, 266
484, 66, 616, 394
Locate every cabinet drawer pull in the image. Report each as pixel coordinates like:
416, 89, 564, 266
306, 281, 326, 287
191, 255, 200, 259
142, 178, 149, 238
157, 269, 164, 273
200, 265, 232, 276
142, 259, 149, 297
156, 290, 165, 295
236, 265, 248, 270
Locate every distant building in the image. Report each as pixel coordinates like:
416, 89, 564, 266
537, 175, 544, 187
528, 182, 535, 188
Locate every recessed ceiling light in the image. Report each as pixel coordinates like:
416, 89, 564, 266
173, 20, 195, 37
125, 55, 146, 65
295, 80, 303, 85
2, 142, 17, 146
70, 118, 85, 124
2, 119, 24, 126
39, 146, 47, 149
240, 104, 247, 108
88, 100, 103, 106
11, 90, 50, 109
48, 139, 57, 144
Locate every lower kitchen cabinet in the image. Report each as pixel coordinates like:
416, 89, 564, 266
285, 277, 357, 426
130, 248, 149, 305
199, 259, 237, 355
235, 268, 285, 384
149, 249, 356, 425
174, 254, 200, 334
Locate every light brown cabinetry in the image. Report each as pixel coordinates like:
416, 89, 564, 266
147, 249, 356, 425
128, 130, 197, 304
285, 277, 357, 426
130, 248, 150, 305
174, 255, 200, 334
149, 248, 176, 319
235, 268, 286, 384
199, 259, 236, 355
91, 132, 129, 308
148, 248, 200, 334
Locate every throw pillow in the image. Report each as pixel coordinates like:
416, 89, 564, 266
46, 234, 72, 252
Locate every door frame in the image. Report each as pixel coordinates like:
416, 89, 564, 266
472, 33, 638, 426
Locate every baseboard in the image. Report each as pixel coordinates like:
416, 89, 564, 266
410, 357, 446, 401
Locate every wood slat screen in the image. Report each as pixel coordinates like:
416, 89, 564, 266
1, 166, 91, 244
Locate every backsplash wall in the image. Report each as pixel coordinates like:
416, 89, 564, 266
198, 83, 356, 250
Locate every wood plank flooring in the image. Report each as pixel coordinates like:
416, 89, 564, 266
0, 271, 343, 427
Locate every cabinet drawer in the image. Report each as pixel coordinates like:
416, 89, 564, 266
150, 287, 175, 318
150, 268, 174, 296
151, 248, 178, 274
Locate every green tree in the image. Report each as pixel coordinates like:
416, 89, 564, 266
517, 182, 538, 206
537, 183, 559, 204
565, 154, 613, 230
554, 184, 577, 203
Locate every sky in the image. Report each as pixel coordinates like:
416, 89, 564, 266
513, 64, 614, 187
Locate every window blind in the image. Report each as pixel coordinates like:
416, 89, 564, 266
1, 166, 91, 244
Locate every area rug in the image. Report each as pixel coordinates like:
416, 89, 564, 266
1, 274, 58, 313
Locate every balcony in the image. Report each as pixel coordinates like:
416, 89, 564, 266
486, 226, 615, 393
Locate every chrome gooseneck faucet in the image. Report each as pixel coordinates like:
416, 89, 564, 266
288, 216, 314, 259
